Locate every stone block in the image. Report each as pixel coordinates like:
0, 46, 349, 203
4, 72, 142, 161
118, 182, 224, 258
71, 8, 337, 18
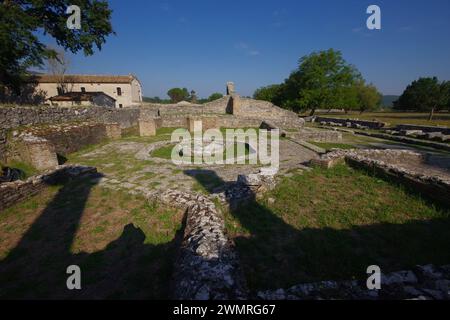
104, 123, 122, 140
187, 117, 218, 133
226, 82, 235, 95
230, 94, 241, 115
139, 119, 156, 136
18, 136, 58, 171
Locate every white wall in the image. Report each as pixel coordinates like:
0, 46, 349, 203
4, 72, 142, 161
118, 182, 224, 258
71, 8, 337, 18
36, 81, 140, 108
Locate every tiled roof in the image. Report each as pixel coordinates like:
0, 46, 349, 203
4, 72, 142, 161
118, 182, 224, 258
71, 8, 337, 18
28, 74, 138, 84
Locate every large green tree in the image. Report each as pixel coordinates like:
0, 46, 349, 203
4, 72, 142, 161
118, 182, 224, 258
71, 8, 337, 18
356, 83, 382, 113
0, 0, 113, 93
280, 49, 363, 115
394, 77, 449, 120
253, 84, 281, 103
167, 87, 190, 103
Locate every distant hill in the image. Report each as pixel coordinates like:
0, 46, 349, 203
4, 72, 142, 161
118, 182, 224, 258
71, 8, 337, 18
382, 95, 399, 107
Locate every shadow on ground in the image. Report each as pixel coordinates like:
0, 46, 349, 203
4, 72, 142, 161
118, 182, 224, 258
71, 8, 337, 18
0, 173, 185, 299
186, 169, 450, 291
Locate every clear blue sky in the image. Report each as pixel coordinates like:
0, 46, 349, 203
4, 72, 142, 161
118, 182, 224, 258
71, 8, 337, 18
42, 0, 450, 98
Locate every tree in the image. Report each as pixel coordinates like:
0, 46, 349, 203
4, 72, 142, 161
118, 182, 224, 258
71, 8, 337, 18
167, 87, 190, 103
356, 83, 382, 113
253, 84, 281, 103
47, 47, 71, 94
207, 93, 223, 102
0, 0, 114, 94
280, 49, 362, 115
394, 77, 449, 120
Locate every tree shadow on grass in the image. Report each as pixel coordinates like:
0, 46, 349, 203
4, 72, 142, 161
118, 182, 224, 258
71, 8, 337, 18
0, 173, 186, 299
185, 169, 450, 292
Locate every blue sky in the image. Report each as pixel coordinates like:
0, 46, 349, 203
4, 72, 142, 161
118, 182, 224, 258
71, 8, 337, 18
42, 0, 450, 98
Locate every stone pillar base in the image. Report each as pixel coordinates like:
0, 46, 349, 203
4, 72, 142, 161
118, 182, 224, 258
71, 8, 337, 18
18, 136, 58, 170
139, 119, 157, 136
104, 123, 122, 140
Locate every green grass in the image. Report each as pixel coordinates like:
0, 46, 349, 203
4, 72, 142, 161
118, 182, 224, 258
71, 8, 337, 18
151, 142, 251, 162
224, 164, 450, 290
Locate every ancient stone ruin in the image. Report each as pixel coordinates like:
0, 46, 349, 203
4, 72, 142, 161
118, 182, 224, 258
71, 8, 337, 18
1, 82, 449, 300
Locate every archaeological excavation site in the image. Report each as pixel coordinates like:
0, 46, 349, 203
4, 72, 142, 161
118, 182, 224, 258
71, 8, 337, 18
0, 82, 449, 301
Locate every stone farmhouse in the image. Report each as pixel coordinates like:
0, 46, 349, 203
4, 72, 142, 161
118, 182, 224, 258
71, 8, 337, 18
27, 74, 143, 108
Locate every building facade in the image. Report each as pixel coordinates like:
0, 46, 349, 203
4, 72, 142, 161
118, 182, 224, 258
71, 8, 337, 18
28, 74, 143, 108
49, 92, 116, 108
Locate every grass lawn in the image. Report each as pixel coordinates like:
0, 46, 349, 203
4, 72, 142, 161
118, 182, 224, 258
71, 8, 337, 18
152, 142, 251, 162
0, 176, 183, 299
309, 111, 450, 127
224, 164, 450, 290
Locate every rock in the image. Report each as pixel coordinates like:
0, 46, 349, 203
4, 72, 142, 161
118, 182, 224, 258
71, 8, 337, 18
267, 197, 275, 205
382, 270, 418, 285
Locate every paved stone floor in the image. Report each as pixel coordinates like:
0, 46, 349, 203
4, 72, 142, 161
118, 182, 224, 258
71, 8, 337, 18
75, 138, 319, 197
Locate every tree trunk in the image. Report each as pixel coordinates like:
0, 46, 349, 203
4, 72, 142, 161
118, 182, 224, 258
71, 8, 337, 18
428, 107, 435, 121
309, 109, 316, 116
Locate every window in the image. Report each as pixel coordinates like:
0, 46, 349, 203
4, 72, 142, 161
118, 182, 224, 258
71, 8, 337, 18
119, 104, 123, 108
81, 87, 86, 92
117, 87, 122, 96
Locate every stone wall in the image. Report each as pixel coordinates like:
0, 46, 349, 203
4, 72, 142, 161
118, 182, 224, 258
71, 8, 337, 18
315, 116, 386, 129
395, 124, 450, 135
0, 106, 140, 129
152, 189, 248, 300
257, 264, 450, 300
0, 129, 7, 163
12, 122, 121, 157
140, 96, 303, 129
292, 128, 342, 142
0, 165, 97, 211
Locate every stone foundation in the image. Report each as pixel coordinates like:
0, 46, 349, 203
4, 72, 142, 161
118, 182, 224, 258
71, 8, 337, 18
257, 264, 450, 300
139, 119, 157, 136
0, 165, 97, 211
104, 123, 122, 140
315, 116, 386, 129
187, 116, 219, 133
16, 135, 58, 170
151, 189, 248, 300
293, 128, 342, 142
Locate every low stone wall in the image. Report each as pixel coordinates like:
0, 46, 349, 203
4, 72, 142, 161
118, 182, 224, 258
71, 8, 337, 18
396, 124, 450, 135
12, 122, 121, 157
315, 116, 386, 129
152, 189, 248, 300
355, 131, 450, 152
0, 106, 139, 129
0, 129, 7, 163
292, 128, 342, 142
0, 165, 97, 211
257, 264, 450, 300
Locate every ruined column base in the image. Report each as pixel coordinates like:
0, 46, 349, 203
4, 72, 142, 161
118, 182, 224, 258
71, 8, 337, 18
139, 119, 157, 136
